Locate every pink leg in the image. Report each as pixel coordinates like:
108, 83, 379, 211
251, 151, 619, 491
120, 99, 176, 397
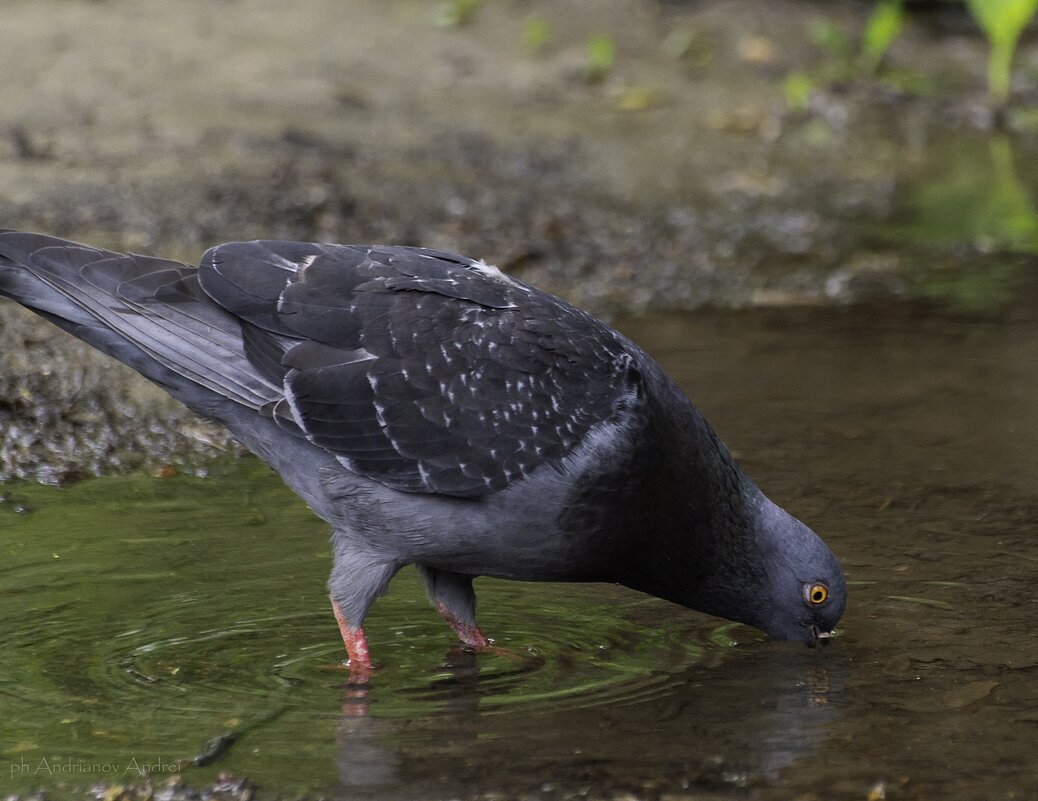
435, 601, 490, 648
331, 597, 374, 675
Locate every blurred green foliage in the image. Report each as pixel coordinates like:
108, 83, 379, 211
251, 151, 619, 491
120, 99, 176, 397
436, 0, 484, 28
783, 71, 814, 111
878, 134, 1038, 312
966, 0, 1038, 104
908, 260, 1026, 313
860, 0, 904, 72
522, 15, 551, 54
903, 136, 1038, 252
583, 35, 616, 83
790, 0, 1037, 110
437, 1, 1035, 114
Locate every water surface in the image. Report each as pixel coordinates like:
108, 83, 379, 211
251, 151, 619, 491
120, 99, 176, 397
1, 307, 1036, 800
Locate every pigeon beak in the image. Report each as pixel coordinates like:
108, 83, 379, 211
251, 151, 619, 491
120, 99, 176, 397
807, 625, 833, 648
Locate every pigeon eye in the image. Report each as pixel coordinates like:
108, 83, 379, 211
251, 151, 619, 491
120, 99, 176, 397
804, 583, 829, 605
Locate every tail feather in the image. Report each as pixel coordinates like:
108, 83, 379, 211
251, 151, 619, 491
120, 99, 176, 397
0, 231, 280, 412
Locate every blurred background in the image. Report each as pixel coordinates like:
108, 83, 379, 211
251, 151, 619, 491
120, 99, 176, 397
2, 0, 1037, 480
1, 0, 1036, 314
0, 3, 1036, 801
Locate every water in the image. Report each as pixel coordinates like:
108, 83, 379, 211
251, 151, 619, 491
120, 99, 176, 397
1, 306, 1035, 800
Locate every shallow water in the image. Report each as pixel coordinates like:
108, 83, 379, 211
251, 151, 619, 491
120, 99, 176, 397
1, 307, 1036, 800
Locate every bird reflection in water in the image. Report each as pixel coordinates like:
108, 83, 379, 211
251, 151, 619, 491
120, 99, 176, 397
331, 642, 847, 797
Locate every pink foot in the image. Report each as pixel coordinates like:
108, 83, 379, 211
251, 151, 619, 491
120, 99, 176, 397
435, 601, 490, 648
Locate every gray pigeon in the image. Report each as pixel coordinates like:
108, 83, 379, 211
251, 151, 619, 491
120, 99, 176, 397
0, 231, 845, 671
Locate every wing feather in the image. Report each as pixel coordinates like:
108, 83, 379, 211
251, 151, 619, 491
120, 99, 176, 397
199, 242, 642, 497
3, 236, 280, 409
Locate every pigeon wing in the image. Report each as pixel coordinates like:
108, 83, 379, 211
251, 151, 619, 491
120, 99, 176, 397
0, 230, 280, 410
200, 242, 641, 497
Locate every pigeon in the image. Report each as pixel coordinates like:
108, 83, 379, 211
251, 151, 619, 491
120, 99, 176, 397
0, 231, 845, 671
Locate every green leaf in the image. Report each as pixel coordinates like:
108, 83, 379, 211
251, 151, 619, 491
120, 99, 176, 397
967, 0, 1038, 47
522, 15, 551, 54
965, 0, 1038, 103
584, 35, 616, 83
783, 71, 814, 111
861, 0, 905, 72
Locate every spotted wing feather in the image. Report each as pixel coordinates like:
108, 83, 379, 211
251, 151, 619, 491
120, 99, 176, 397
200, 243, 640, 497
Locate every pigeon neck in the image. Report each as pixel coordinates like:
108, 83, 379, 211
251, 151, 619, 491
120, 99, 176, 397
617, 367, 766, 616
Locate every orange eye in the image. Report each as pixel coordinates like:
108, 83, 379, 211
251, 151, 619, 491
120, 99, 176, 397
805, 583, 829, 605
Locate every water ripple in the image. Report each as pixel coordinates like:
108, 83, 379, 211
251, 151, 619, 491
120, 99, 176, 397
0, 466, 734, 789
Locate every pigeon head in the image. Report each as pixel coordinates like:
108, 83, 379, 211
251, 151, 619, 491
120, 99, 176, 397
605, 370, 846, 646
746, 498, 847, 644
623, 481, 846, 645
